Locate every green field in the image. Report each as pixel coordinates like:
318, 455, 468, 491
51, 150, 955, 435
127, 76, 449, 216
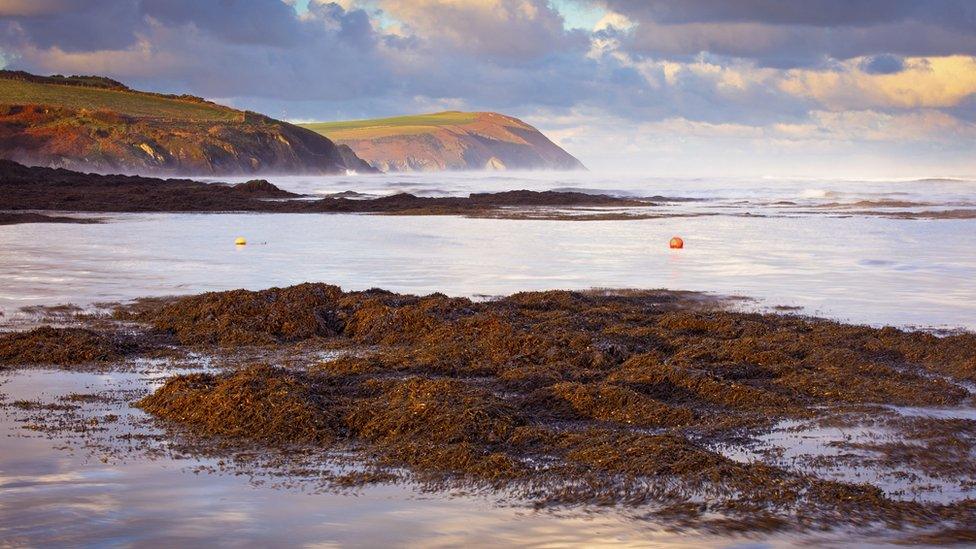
301, 111, 479, 139
0, 78, 239, 121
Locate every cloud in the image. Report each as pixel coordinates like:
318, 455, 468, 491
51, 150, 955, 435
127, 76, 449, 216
601, 0, 976, 68
599, 0, 975, 27
374, 0, 587, 59
0, 0, 597, 105
141, 0, 305, 47
781, 56, 976, 110
0, 0, 142, 51
593, 10, 633, 32
0, 0, 69, 17
529, 106, 976, 175
0, 0, 973, 176
859, 54, 905, 75
3, 2, 395, 101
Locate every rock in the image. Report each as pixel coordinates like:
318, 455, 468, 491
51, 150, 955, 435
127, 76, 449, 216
302, 111, 585, 172
0, 70, 378, 175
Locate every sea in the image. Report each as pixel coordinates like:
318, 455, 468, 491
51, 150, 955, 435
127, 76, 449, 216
1, 170, 975, 546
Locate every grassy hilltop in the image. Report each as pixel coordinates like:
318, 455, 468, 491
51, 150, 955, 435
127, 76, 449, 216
0, 71, 372, 175
302, 111, 584, 172
0, 76, 238, 121
304, 111, 479, 137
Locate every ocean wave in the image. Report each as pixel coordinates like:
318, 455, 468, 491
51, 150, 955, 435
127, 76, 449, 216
816, 199, 932, 209
800, 189, 841, 199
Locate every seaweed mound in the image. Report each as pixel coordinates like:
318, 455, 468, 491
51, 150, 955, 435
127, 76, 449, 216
341, 376, 525, 480
346, 377, 520, 445
130, 283, 344, 346
137, 364, 336, 445
0, 326, 133, 365
104, 283, 976, 533
564, 431, 742, 479
527, 382, 694, 427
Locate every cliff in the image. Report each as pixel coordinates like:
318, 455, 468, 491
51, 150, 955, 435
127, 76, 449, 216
301, 111, 585, 172
0, 71, 374, 175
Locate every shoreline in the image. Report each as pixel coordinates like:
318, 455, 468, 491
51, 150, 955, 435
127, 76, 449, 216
3, 283, 976, 541
0, 160, 651, 223
3, 160, 974, 225
0, 212, 102, 225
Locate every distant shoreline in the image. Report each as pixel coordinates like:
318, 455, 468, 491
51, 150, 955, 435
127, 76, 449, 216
0, 160, 646, 224
0, 212, 102, 226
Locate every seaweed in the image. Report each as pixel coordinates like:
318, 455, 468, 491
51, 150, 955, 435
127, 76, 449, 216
0, 326, 136, 365
12, 282, 976, 535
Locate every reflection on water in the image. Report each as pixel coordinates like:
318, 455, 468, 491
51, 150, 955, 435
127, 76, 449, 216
2, 368, 966, 546
718, 417, 976, 505
0, 368, 803, 547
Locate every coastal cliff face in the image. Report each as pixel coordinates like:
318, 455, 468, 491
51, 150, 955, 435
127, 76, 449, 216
302, 111, 585, 172
0, 71, 374, 175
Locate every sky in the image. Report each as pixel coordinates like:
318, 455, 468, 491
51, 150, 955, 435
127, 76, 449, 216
1, 0, 975, 177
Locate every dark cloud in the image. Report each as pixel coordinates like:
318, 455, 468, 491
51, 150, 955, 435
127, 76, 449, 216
0, 0, 73, 17
0, 0, 142, 51
0, 0, 323, 52
141, 0, 303, 47
603, 0, 976, 67
601, 0, 975, 27
0, 1, 394, 102
946, 94, 976, 123
860, 54, 905, 74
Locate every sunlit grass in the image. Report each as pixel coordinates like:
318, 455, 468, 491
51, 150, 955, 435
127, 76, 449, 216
301, 111, 479, 139
0, 79, 238, 121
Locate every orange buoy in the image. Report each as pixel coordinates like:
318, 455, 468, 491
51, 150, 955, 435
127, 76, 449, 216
669, 236, 684, 249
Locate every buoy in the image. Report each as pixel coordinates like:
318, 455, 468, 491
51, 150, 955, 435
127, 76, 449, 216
235, 237, 247, 246
669, 236, 684, 249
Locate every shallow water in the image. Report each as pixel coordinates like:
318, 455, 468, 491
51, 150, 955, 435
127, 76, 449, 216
718, 416, 976, 505
0, 368, 829, 548
2, 171, 976, 545
2, 171, 976, 330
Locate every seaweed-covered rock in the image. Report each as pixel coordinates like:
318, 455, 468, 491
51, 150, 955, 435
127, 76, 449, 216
0, 326, 133, 366
130, 283, 344, 346
137, 364, 336, 444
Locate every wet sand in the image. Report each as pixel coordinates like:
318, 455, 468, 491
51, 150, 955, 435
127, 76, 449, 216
3, 283, 976, 543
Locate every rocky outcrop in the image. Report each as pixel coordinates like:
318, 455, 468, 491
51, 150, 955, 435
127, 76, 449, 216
335, 144, 376, 173
0, 71, 376, 175
0, 160, 641, 218
302, 111, 585, 172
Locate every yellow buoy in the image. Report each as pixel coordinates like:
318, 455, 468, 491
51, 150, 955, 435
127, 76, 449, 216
235, 237, 247, 246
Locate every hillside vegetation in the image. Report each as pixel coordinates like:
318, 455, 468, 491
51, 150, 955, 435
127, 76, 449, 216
0, 70, 372, 175
302, 111, 584, 172
305, 111, 478, 135
0, 78, 237, 121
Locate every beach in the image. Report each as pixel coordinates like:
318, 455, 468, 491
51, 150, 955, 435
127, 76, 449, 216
3, 170, 976, 546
